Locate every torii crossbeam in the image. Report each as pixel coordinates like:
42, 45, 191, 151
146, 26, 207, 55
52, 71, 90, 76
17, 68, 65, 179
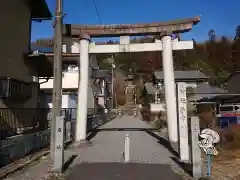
63, 16, 200, 143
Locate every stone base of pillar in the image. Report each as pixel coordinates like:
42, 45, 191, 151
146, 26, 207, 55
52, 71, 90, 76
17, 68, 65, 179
71, 140, 92, 148
104, 108, 108, 114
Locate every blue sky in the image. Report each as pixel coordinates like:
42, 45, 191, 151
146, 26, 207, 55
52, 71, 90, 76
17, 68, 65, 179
32, 0, 240, 42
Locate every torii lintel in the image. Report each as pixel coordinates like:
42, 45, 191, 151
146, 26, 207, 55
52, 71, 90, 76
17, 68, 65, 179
63, 16, 200, 38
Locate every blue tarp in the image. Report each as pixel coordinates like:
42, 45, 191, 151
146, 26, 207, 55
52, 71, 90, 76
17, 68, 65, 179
218, 116, 239, 128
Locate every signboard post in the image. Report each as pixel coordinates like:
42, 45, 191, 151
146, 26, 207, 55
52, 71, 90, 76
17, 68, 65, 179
53, 116, 65, 173
191, 116, 202, 178
198, 128, 220, 176
176, 82, 189, 161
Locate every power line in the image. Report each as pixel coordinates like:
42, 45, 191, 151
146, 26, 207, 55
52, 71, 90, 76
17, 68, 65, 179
92, 0, 102, 24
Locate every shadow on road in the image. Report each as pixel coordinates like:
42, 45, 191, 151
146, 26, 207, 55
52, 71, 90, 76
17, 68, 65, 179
145, 130, 179, 158
145, 131, 193, 177
171, 157, 193, 177
63, 155, 78, 171
66, 162, 181, 180
86, 128, 159, 141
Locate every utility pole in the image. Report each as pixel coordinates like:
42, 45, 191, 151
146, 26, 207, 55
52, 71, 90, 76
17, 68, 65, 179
111, 63, 115, 109
51, 0, 63, 160
109, 56, 115, 109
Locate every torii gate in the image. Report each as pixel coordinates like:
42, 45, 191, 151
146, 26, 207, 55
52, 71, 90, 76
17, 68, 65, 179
63, 16, 200, 143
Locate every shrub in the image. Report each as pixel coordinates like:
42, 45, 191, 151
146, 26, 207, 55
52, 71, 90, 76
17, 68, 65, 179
219, 125, 240, 150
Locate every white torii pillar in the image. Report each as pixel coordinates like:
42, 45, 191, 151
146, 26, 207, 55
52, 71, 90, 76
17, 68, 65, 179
161, 35, 178, 142
75, 35, 90, 141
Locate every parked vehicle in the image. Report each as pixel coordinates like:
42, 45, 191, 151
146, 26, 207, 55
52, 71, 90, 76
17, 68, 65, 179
218, 104, 240, 128
219, 104, 240, 116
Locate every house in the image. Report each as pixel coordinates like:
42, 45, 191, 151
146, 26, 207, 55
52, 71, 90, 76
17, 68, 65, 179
0, 0, 52, 138
30, 43, 112, 120
153, 70, 209, 86
93, 69, 112, 111
144, 83, 157, 99
226, 71, 240, 94
152, 70, 209, 100
0, 0, 51, 82
143, 82, 162, 103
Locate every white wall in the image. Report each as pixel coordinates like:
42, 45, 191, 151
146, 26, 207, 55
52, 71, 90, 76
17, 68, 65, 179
40, 94, 77, 109
40, 71, 79, 89
40, 54, 99, 90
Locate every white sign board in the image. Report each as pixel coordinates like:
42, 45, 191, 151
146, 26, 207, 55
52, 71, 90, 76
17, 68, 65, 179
199, 128, 220, 156
176, 82, 189, 161
53, 116, 65, 172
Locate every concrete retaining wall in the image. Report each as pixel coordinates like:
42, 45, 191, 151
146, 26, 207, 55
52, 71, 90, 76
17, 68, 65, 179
0, 130, 50, 167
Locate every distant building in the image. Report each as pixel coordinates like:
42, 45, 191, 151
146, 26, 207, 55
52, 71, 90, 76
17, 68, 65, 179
30, 44, 112, 118
188, 83, 226, 102
152, 70, 209, 85
144, 82, 163, 103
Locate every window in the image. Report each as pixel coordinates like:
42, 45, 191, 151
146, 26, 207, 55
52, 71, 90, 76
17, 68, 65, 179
234, 106, 240, 111
0, 78, 33, 100
0, 79, 9, 98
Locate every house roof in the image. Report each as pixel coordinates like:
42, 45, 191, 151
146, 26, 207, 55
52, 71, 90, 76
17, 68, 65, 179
30, 46, 78, 64
188, 83, 226, 102
193, 94, 240, 104
154, 70, 209, 82
207, 94, 240, 103
226, 71, 240, 82
193, 83, 226, 94
93, 70, 110, 79
28, 0, 52, 19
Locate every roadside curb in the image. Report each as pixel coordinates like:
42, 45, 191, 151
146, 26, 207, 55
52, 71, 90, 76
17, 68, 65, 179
0, 149, 50, 179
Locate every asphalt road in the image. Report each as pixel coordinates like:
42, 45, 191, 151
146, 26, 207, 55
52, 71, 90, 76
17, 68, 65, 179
67, 163, 181, 180
66, 116, 182, 180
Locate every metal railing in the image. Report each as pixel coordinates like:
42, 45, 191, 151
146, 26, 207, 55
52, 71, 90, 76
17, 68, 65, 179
0, 107, 116, 140
0, 108, 77, 140
0, 108, 47, 140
